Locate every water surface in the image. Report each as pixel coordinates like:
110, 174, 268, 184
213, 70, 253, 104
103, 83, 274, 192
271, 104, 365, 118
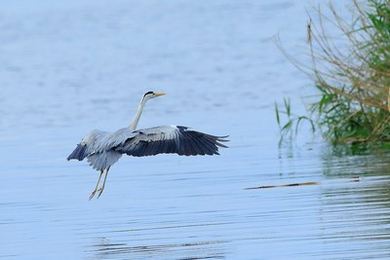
1, 1, 390, 259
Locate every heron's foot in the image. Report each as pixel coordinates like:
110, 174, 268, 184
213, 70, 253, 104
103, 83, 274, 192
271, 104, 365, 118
96, 187, 105, 199
89, 187, 105, 200
89, 189, 97, 200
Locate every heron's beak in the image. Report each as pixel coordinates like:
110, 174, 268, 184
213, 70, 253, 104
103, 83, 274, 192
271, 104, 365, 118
154, 92, 166, 97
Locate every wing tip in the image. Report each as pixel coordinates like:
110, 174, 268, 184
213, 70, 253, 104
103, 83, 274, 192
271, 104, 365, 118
67, 144, 87, 161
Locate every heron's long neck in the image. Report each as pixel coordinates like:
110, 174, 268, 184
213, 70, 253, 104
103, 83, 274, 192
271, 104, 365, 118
129, 98, 146, 130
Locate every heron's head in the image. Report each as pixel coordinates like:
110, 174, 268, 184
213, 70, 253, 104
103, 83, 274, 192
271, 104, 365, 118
143, 91, 166, 102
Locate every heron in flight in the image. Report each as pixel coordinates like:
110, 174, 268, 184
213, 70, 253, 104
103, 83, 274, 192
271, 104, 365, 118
67, 91, 229, 199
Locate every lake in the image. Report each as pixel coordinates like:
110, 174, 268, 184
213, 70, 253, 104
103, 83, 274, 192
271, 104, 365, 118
1, 0, 390, 259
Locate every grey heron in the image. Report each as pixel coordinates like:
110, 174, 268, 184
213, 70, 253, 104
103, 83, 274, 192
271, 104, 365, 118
67, 91, 229, 199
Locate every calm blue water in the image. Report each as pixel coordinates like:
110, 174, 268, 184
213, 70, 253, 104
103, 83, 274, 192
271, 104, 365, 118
1, 1, 390, 259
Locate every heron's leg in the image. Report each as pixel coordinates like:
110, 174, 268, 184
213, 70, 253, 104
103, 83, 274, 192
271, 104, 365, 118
97, 167, 110, 198
89, 170, 104, 200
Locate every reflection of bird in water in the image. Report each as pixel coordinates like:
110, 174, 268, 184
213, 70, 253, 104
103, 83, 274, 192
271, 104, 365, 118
67, 91, 229, 199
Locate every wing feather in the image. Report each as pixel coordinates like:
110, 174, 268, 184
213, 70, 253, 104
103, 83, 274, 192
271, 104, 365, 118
114, 125, 228, 157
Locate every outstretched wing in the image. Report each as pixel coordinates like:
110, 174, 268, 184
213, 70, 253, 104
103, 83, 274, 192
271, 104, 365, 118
67, 129, 110, 161
114, 125, 229, 157
67, 129, 123, 171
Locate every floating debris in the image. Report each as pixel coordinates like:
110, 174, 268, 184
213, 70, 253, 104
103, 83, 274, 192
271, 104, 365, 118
245, 181, 319, 190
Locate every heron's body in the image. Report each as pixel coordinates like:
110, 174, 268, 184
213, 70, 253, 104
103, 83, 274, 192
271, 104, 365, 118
67, 91, 228, 199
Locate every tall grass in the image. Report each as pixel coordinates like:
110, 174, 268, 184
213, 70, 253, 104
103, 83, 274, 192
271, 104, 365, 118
277, 0, 390, 145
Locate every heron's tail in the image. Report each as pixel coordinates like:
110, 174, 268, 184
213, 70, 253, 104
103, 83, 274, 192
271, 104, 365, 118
67, 144, 87, 161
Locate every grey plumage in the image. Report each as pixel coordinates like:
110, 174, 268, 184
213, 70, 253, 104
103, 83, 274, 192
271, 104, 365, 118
67, 91, 228, 199
68, 125, 228, 170
117, 125, 228, 156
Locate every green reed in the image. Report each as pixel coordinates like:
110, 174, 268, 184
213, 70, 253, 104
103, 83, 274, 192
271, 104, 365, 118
277, 0, 390, 146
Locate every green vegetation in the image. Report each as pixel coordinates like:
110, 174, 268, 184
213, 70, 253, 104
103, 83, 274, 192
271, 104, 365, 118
275, 98, 315, 145
277, 0, 390, 146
